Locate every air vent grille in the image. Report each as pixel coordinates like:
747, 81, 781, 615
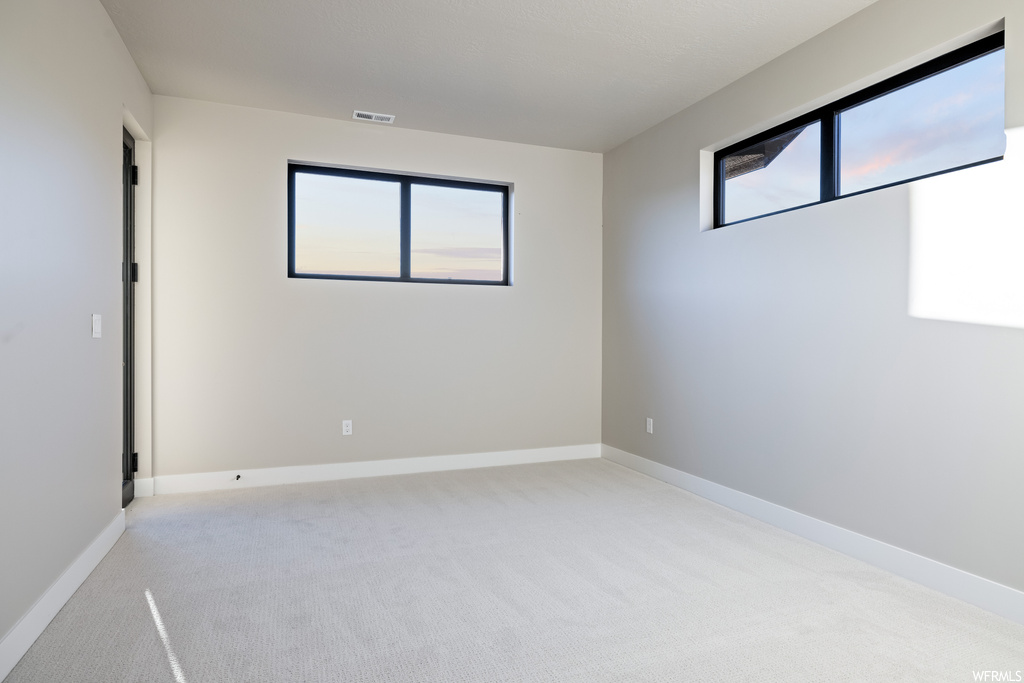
353, 110, 395, 124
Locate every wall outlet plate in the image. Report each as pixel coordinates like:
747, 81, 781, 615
342, 420, 352, 436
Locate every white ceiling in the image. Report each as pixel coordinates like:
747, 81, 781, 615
100, 0, 876, 152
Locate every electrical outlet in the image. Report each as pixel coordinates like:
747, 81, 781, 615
342, 420, 352, 436
91, 314, 102, 338
646, 417, 653, 434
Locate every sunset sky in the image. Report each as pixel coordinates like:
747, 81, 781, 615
294, 173, 504, 281
410, 184, 503, 281
724, 48, 1005, 224
294, 173, 401, 277
724, 122, 820, 224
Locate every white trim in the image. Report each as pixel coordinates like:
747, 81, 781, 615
0, 510, 125, 680
601, 444, 1024, 626
152, 444, 601, 495
134, 477, 154, 497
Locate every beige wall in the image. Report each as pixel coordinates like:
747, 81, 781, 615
603, 0, 1024, 592
151, 97, 602, 476
0, 0, 152, 642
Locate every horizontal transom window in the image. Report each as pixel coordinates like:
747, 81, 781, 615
288, 164, 511, 285
714, 31, 1005, 228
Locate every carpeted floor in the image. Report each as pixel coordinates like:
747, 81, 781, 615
6, 459, 1023, 682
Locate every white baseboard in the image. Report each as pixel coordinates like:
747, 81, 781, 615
0, 510, 125, 680
601, 444, 1024, 626
148, 443, 601, 495
133, 477, 154, 498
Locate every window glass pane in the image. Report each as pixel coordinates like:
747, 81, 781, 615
723, 122, 821, 224
411, 184, 504, 281
839, 49, 1005, 196
293, 172, 401, 277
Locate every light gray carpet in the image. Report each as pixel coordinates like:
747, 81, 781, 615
6, 459, 1023, 682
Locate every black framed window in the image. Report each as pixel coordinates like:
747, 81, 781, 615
288, 163, 511, 285
714, 31, 1005, 228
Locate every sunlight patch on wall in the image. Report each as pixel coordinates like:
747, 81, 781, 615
909, 126, 1024, 330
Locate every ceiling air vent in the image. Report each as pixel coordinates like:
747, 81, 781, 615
352, 110, 395, 124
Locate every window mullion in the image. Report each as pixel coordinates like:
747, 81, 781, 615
821, 112, 837, 203
400, 180, 411, 279
713, 155, 723, 229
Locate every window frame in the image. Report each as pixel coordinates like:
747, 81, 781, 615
288, 162, 511, 286
713, 30, 1005, 229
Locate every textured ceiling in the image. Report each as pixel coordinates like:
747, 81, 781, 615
100, 0, 876, 152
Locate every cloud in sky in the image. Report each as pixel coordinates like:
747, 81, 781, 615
411, 184, 504, 280
411, 268, 503, 281
411, 246, 503, 280
413, 247, 502, 259
839, 49, 1004, 194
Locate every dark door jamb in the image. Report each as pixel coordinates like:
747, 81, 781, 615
122, 127, 137, 508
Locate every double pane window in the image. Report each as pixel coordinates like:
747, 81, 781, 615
715, 32, 1005, 228
289, 164, 510, 285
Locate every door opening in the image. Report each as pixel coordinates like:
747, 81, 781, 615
122, 128, 137, 508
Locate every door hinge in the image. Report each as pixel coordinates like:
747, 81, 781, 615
131, 453, 138, 473
131, 165, 139, 186
131, 262, 138, 282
